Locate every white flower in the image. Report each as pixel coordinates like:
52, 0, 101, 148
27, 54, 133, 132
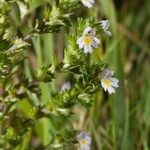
80, 0, 95, 8
77, 27, 100, 54
60, 81, 71, 91
77, 131, 91, 150
99, 20, 112, 36
101, 69, 119, 94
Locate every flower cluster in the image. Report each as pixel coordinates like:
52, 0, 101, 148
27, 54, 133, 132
64, 2, 118, 148
76, 21, 119, 96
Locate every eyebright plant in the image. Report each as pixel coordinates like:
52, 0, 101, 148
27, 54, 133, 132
0, 0, 119, 149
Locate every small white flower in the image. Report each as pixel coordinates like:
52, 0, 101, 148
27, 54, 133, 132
77, 27, 100, 54
99, 20, 112, 36
77, 131, 91, 150
101, 69, 119, 94
60, 81, 71, 91
80, 0, 95, 8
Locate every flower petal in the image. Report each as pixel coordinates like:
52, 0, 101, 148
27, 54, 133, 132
86, 136, 92, 145
79, 41, 84, 49
90, 0, 95, 3
108, 86, 115, 94
84, 45, 93, 53
77, 37, 83, 44
94, 37, 100, 44
92, 41, 98, 48
109, 70, 114, 76
82, 1, 93, 8
111, 81, 119, 88
110, 77, 119, 83
83, 26, 95, 36
92, 37, 100, 48
81, 145, 91, 150
99, 20, 109, 31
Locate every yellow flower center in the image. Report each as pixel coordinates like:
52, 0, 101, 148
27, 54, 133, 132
84, 35, 93, 45
103, 79, 111, 88
81, 138, 87, 145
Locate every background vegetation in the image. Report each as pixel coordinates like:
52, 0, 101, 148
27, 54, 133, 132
0, 0, 150, 149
